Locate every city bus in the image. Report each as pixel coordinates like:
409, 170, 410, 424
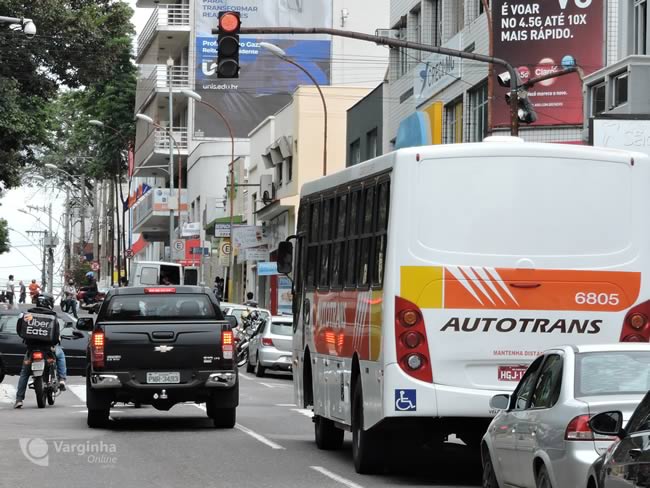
284, 137, 650, 473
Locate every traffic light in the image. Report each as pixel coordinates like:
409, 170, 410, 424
505, 89, 538, 124
217, 11, 241, 78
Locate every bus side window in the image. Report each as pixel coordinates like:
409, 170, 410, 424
306, 201, 321, 290
345, 190, 361, 287
330, 193, 347, 288
358, 184, 375, 288
319, 198, 334, 287
373, 180, 390, 287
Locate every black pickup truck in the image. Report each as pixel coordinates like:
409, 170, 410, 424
77, 286, 238, 429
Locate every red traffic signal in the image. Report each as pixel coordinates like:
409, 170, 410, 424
219, 11, 240, 33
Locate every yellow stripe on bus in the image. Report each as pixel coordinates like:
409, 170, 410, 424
400, 266, 444, 309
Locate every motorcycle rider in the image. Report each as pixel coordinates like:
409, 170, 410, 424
28, 280, 41, 304
83, 271, 98, 304
62, 279, 78, 318
14, 307, 67, 409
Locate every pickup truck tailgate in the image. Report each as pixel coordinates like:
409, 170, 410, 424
102, 321, 228, 370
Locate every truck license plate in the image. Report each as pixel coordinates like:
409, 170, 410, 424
498, 365, 527, 382
146, 372, 180, 384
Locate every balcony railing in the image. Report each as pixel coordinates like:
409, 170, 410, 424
137, 3, 190, 58
133, 188, 188, 229
135, 65, 190, 110
134, 126, 188, 168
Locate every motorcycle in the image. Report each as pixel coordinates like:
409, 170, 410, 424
24, 347, 59, 408
236, 311, 266, 368
76, 287, 106, 315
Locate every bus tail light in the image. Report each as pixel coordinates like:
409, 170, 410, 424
91, 330, 105, 369
395, 296, 432, 383
620, 301, 650, 342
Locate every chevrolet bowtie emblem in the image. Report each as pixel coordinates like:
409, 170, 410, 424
154, 345, 174, 353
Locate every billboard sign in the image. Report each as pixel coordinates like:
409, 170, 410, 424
492, 0, 605, 127
414, 33, 462, 104
195, 0, 333, 138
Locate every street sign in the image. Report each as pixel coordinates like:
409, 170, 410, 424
258, 262, 278, 276
221, 241, 231, 255
124, 248, 134, 259
215, 224, 231, 238
172, 239, 185, 261
91, 261, 100, 271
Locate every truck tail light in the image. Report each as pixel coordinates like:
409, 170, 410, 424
222, 330, 234, 360
262, 337, 274, 347
395, 296, 432, 383
565, 415, 594, 440
144, 287, 177, 294
620, 300, 650, 342
91, 330, 105, 369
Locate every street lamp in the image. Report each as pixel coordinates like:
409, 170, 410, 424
259, 42, 328, 176
0, 16, 36, 37
180, 88, 236, 299
136, 113, 182, 253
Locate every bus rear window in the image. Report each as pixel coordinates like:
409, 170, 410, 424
104, 295, 222, 321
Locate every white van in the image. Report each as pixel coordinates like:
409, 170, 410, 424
130, 261, 184, 287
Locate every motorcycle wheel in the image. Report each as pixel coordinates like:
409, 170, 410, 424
237, 350, 248, 368
34, 377, 46, 408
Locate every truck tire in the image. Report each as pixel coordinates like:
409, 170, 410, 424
87, 409, 109, 428
34, 377, 46, 408
352, 381, 382, 474
212, 407, 236, 429
315, 415, 344, 450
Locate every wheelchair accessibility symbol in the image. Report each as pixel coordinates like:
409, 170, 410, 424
395, 389, 417, 411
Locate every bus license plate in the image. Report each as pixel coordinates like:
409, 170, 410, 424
146, 372, 180, 384
498, 366, 527, 382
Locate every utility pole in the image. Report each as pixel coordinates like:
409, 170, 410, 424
26, 230, 47, 288
64, 188, 71, 279
101, 181, 109, 282
167, 56, 175, 259
47, 203, 54, 294
79, 174, 86, 259
93, 178, 100, 277
109, 178, 115, 286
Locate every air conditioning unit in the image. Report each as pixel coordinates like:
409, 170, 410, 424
375, 29, 399, 40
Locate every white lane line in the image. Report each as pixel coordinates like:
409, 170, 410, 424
193, 404, 285, 450
260, 382, 278, 389
67, 385, 86, 403
239, 373, 255, 381
275, 403, 296, 407
0, 384, 17, 403
291, 408, 314, 418
310, 466, 364, 488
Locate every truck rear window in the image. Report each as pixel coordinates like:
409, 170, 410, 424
103, 295, 222, 321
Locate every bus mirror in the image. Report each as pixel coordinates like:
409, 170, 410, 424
277, 241, 293, 274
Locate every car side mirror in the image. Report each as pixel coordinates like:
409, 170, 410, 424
224, 315, 237, 329
590, 411, 625, 438
490, 394, 511, 410
277, 241, 293, 274
76, 317, 94, 331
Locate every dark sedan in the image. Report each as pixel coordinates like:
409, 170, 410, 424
587, 390, 650, 488
0, 310, 89, 382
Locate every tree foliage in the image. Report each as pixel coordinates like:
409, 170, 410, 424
0, 218, 9, 255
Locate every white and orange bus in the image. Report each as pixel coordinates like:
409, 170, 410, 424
283, 137, 650, 473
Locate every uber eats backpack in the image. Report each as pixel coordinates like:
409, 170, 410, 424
16, 307, 60, 345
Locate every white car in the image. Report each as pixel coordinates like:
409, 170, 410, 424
247, 316, 293, 377
481, 344, 650, 488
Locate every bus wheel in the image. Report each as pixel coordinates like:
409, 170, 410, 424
352, 381, 382, 474
314, 415, 344, 450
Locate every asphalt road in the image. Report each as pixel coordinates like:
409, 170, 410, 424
0, 368, 481, 488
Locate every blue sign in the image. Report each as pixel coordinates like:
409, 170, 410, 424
394, 389, 417, 412
257, 262, 278, 276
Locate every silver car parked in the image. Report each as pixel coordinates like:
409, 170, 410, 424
482, 344, 650, 488
247, 316, 293, 377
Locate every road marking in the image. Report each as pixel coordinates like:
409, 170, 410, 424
0, 384, 17, 403
192, 404, 285, 449
239, 373, 255, 381
275, 403, 296, 407
67, 385, 86, 403
310, 466, 364, 488
291, 408, 314, 418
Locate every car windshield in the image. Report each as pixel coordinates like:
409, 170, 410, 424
0, 315, 18, 333
103, 294, 222, 321
271, 321, 292, 336
576, 351, 650, 396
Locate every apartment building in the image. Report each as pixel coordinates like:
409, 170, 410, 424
131, 0, 388, 289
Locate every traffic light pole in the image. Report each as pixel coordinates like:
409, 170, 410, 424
234, 26, 522, 136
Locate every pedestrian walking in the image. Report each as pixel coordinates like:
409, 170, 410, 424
28, 279, 40, 304
18, 280, 26, 304
5, 275, 15, 307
